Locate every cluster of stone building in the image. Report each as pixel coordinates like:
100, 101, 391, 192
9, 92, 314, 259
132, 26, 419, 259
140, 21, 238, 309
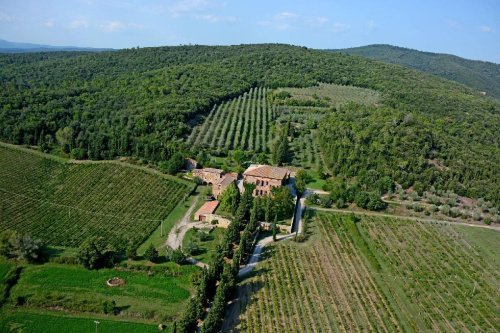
191, 163, 291, 221
192, 164, 290, 198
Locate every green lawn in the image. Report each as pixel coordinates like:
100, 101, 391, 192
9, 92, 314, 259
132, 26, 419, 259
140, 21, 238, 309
0, 308, 160, 333
9, 263, 197, 323
305, 170, 327, 191
183, 228, 226, 263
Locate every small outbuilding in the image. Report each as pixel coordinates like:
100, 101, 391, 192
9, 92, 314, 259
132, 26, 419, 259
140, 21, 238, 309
194, 200, 220, 221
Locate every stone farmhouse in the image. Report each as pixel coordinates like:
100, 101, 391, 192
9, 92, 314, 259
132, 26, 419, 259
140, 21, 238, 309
192, 168, 223, 185
213, 173, 238, 198
243, 164, 291, 197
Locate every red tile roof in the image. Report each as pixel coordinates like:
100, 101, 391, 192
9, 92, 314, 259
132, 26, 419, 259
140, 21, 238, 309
194, 200, 219, 217
243, 165, 290, 180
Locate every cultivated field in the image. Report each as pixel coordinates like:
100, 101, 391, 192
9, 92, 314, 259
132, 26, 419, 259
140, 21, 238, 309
274, 82, 380, 108
187, 87, 275, 152
0, 145, 192, 249
235, 213, 500, 332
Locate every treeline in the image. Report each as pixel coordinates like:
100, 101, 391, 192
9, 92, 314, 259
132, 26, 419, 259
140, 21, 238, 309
177, 183, 260, 333
317, 103, 500, 206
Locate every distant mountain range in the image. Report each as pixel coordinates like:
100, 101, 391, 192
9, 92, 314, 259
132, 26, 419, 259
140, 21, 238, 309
0, 39, 113, 53
331, 44, 500, 99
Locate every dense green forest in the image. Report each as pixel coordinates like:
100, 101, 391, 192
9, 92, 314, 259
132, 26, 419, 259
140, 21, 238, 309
333, 44, 500, 99
0, 44, 499, 205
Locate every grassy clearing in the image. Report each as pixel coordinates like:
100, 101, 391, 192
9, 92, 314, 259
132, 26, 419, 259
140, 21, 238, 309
0, 308, 159, 333
275, 82, 380, 108
235, 212, 500, 332
182, 227, 226, 263
9, 262, 197, 323
0, 145, 192, 250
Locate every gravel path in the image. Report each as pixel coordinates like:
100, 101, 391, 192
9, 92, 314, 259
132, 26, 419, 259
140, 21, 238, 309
165, 198, 201, 249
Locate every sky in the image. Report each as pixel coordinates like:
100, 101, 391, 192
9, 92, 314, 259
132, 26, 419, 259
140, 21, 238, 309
0, 0, 499, 63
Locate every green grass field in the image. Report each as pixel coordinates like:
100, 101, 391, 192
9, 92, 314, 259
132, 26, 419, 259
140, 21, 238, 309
7, 262, 198, 324
0, 309, 159, 333
235, 212, 500, 332
182, 227, 226, 263
0, 144, 192, 250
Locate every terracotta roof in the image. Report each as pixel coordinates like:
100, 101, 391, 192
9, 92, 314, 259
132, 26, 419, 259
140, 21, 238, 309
195, 200, 219, 217
217, 174, 237, 188
243, 165, 290, 180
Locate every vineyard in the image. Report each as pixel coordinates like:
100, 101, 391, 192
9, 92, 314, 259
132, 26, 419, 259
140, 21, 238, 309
235, 213, 500, 332
187, 87, 275, 152
0, 145, 192, 249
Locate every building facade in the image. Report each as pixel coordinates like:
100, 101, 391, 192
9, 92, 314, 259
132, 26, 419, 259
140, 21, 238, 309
192, 168, 223, 185
212, 173, 238, 198
243, 165, 290, 196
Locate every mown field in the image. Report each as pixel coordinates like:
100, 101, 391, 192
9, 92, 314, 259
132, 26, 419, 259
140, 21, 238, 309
187, 87, 275, 152
6, 262, 198, 324
234, 213, 500, 332
0, 309, 158, 333
0, 144, 192, 249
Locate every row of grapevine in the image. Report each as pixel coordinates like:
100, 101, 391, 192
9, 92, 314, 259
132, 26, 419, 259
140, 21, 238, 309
187, 87, 274, 152
236, 213, 499, 332
237, 214, 404, 332
0, 146, 191, 249
360, 217, 499, 332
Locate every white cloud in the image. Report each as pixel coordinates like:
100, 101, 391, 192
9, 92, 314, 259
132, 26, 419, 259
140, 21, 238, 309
169, 0, 209, 17
44, 19, 55, 28
70, 17, 89, 29
0, 11, 15, 22
309, 16, 328, 27
331, 22, 350, 33
447, 19, 460, 29
100, 21, 144, 32
274, 12, 297, 20
480, 25, 494, 33
196, 14, 236, 23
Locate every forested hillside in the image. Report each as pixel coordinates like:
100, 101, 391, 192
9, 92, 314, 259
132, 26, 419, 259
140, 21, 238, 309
0, 44, 499, 204
333, 44, 500, 98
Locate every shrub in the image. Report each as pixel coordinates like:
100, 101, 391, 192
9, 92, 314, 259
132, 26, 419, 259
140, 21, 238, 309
412, 204, 424, 212
483, 217, 492, 225
355, 192, 387, 211
450, 207, 461, 218
171, 248, 186, 265
440, 205, 451, 216
336, 198, 347, 209
184, 241, 201, 256
144, 244, 159, 263
0, 230, 45, 263
77, 237, 116, 269
102, 300, 118, 315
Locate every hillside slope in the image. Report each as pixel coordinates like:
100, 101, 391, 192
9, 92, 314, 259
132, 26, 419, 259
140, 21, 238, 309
0, 44, 499, 204
333, 44, 500, 98
0, 143, 192, 248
